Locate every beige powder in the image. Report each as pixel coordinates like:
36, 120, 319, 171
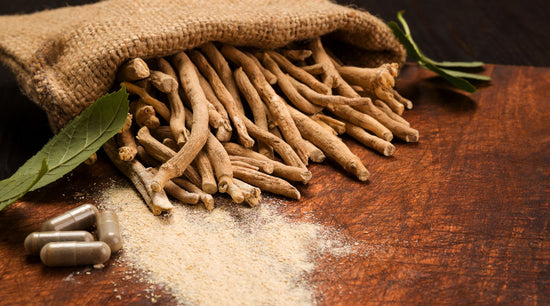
101, 180, 354, 305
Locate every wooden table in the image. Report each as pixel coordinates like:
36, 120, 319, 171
1, 63, 548, 304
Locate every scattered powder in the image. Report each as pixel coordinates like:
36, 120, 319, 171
101, 181, 355, 305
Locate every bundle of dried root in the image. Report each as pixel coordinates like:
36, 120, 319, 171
102, 38, 418, 214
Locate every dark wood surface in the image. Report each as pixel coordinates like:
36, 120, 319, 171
1, 63, 549, 304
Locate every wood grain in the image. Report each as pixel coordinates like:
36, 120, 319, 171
0, 64, 548, 304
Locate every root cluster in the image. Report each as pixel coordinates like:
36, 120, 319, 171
102, 38, 418, 214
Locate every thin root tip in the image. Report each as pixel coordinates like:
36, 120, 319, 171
405, 131, 419, 143
290, 189, 301, 200
384, 144, 396, 156
301, 171, 313, 184
310, 151, 326, 163
201, 195, 215, 210
357, 170, 370, 181
349, 161, 370, 181
383, 132, 394, 142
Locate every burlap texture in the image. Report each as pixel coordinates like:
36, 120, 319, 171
0, 0, 405, 132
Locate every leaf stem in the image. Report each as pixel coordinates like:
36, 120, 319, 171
388, 11, 491, 92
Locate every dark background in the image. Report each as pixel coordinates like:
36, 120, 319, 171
0, 0, 549, 179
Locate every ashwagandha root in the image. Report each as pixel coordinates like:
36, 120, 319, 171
260, 52, 323, 115
336, 64, 406, 115
136, 145, 161, 167
162, 179, 201, 205
233, 67, 273, 158
299, 63, 328, 75
311, 114, 346, 134
151, 52, 210, 192
247, 51, 278, 85
196, 70, 233, 140
117, 113, 138, 161
172, 177, 215, 210
345, 122, 396, 156
280, 49, 312, 62
150, 70, 179, 94
266, 50, 331, 95
117, 58, 150, 82
123, 81, 171, 121
204, 133, 245, 203
233, 178, 261, 207
287, 105, 370, 181
107, 38, 419, 213
232, 165, 300, 200
193, 150, 218, 194
229, 155, 274, 174
330, 104, 393, 141
131, 99, 160, 129
200, 42, 246, 114
231, 160, 260, 172
222, 142, 312, 184
391, 88, 413, 110
190, 49, 255, 148
221, 45, 312, 165
136, 126, 203, 187
156, 58, 189, 146
148, 168, 201, 205
104, 139, 174, 215
374, 99, 411, 127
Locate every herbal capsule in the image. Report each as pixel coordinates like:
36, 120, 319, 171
40, 204, 99, 231
24, 231, 94, 255
40, 241, 111, 267
97, 210, 122, 252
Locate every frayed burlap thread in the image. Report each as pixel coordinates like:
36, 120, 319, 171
0, 0, 405, 132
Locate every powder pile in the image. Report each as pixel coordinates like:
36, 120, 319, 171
101, 181, 354, 305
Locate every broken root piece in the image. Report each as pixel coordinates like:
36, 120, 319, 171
232, 166, 300, 200
345, 122, 396, 156
151, 52, 210, 192
172, 177, 215, 210
233, 178, 261, 207
287, 105, 370, 181
104, 139, 173, 215
117, 58, 150, 82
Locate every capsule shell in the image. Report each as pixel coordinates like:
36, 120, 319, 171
97, 210, 123, 253
24, 231, 95, 255
40, 241, 111, 267
40, 204, 99, 232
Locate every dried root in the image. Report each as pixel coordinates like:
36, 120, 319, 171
117, 58, 150, 82
117, 113, 138, 161
106, 38, 418, 213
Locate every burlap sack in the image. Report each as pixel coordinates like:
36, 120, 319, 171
0, 0, 405, 132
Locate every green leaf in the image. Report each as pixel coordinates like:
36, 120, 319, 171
396, 10, 411, 36
421, 61, 477, 93
387, 21, 424, 63
0, 159, 49, 211
426, 60, 485, 68
388, 11, 491, 92
0, 86, 129, 212
438, 68, 492, 81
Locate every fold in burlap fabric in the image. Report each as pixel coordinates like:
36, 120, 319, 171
0, 0, 405, 132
